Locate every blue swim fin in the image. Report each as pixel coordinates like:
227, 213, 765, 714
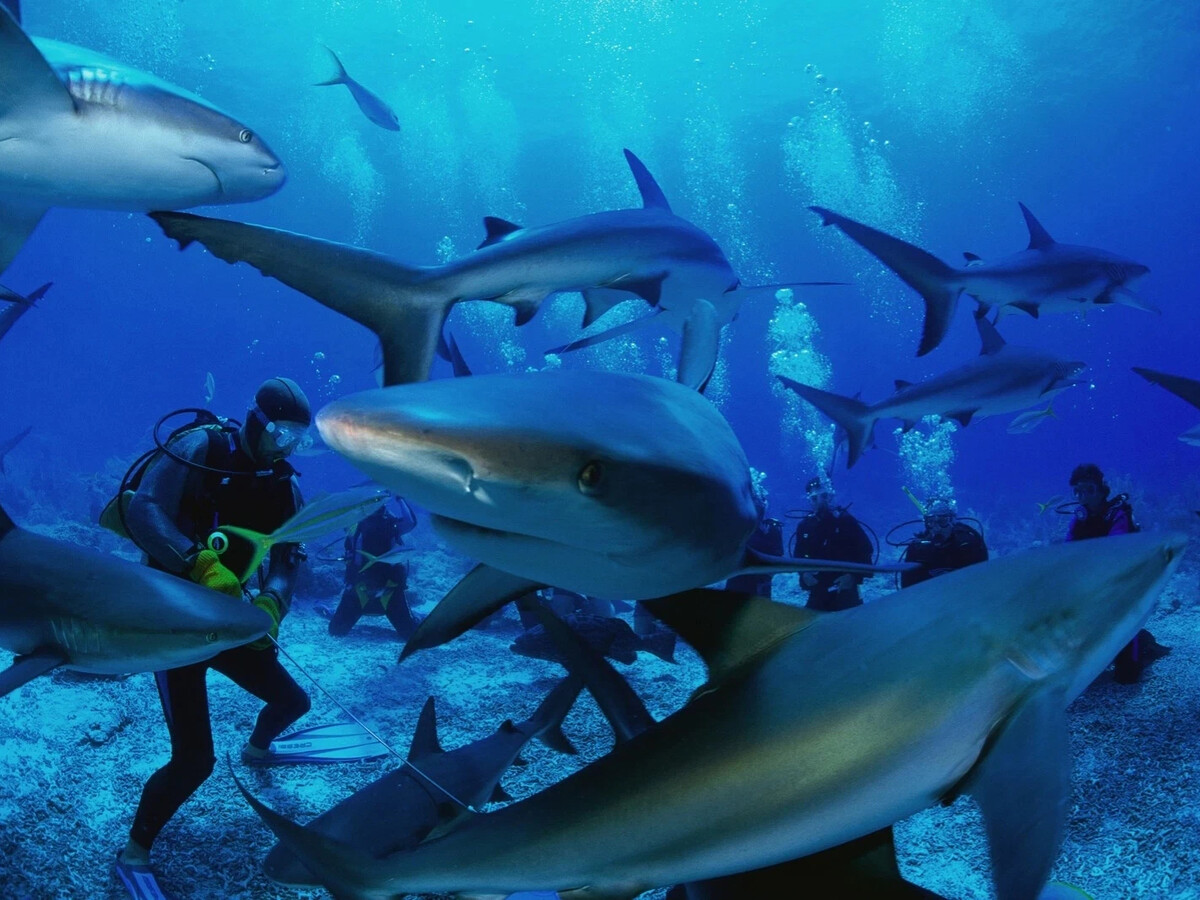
114, 853, 178, 900
257, 722, 389, 764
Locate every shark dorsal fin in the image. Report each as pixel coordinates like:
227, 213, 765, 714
477, 216, 523, 249
408, 696, 444, 761
963, 251, 983, 263
1018, 203, 1055, 250
974, 309, 1006, 355
0, 3, 77, 119
623, 149, 672, 212
641, 589, 819, 685
894, 379, 914, 391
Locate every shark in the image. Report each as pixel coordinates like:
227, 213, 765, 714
1132, 366, 1200, 447
236, 531, 1186, 900
809, 203, 1152, 356
0, 424, 30, 474
0, 499, 271, 697
149, 149, 825, 388
0, 281, 50, 342
779, 314, 1086, 467
313, 369, 906, 654
261, 676, 582, 887
0, 1, 285, 275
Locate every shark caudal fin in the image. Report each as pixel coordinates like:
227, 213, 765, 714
777, 375, 875, 468
810, 206, 961, 356
150, 212, 446, 386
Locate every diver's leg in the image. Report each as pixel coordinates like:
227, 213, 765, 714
215, 645, 311, 750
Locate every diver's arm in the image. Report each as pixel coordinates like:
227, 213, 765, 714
260, 478, 304, 614
126, 430, 209, 574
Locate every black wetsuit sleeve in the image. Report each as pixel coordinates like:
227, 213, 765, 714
260, 477, 304, 615
126, 430, 209, 574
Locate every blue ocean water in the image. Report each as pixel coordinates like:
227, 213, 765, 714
0, 1, 1198, 897
2, 0, 1197, 538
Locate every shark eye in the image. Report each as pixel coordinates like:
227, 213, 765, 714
578, 461, 604, 495
238, 129, 253, 143
205, 631, 218, 644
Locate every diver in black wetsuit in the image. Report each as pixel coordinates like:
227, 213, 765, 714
790, 476, 875, 611
899, 497, 988, 589
117, 377, 312, 881
330, 500, 419, 638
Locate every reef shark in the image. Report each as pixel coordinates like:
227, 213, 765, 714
313, 369, 905, 654
237, 531, 1185, 900
0, 499, 271, 697
810, 203, 1152, 356
780, 314, 1086, 467
0, 424, 30, 473
0, 281, 49, 342
0, 1, 284, 275
1132, 366, 1200, 447
150, 149, 822, 388
261, 676, 582, 887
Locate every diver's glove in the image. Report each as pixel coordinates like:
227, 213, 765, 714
249, 589, 284, 650
189, 549, 243, 598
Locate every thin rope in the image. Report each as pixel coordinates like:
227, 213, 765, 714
269, 635, 478, 813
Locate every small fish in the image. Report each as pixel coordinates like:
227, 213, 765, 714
1036, 494, 1067, 515
355, 545, 411, 571
219, 484, 390, 580
511, 614, 676, 666
315, 45, 400, 131
1007, 403, 1055, 434
204, 371, 216, 406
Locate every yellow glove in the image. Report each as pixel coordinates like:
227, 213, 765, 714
249, 590, 283, 650
189, 549, 243, 598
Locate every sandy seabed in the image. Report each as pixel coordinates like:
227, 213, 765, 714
1, 535, 1198, 900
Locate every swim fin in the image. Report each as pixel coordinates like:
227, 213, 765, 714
114, 852, 178, 900
253, 722, 389, 764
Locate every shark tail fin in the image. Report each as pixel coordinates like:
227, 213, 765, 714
777, 375, 875, 468
150, 212, 446, 386
314, 45, 349, 86
809, 206, 962, 356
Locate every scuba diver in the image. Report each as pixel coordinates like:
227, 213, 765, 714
331, 500, 420, 638
114, 377, 313, 896
1064, 463, 1163, 684
789, 476, 876, 611
896, 497, 988, 589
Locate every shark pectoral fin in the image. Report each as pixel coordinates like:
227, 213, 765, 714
1009, 301, 1040, 318
0, 649, 66, 697
1106, 286, 1160, 314
0, 202, 47, 277
947, 409, 977, 428
641, 589, 818, 684
528, 675, 583, 754
678, 298, 719, 392
581, 286, 639, 327
400, 564, 544, 660
149, 212, 445, 385
0, 8, 76, 119
966, 688, 1070, 900
407, 696, 445, 762
547, 308, 664, 356
974, 308, 1007, 355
